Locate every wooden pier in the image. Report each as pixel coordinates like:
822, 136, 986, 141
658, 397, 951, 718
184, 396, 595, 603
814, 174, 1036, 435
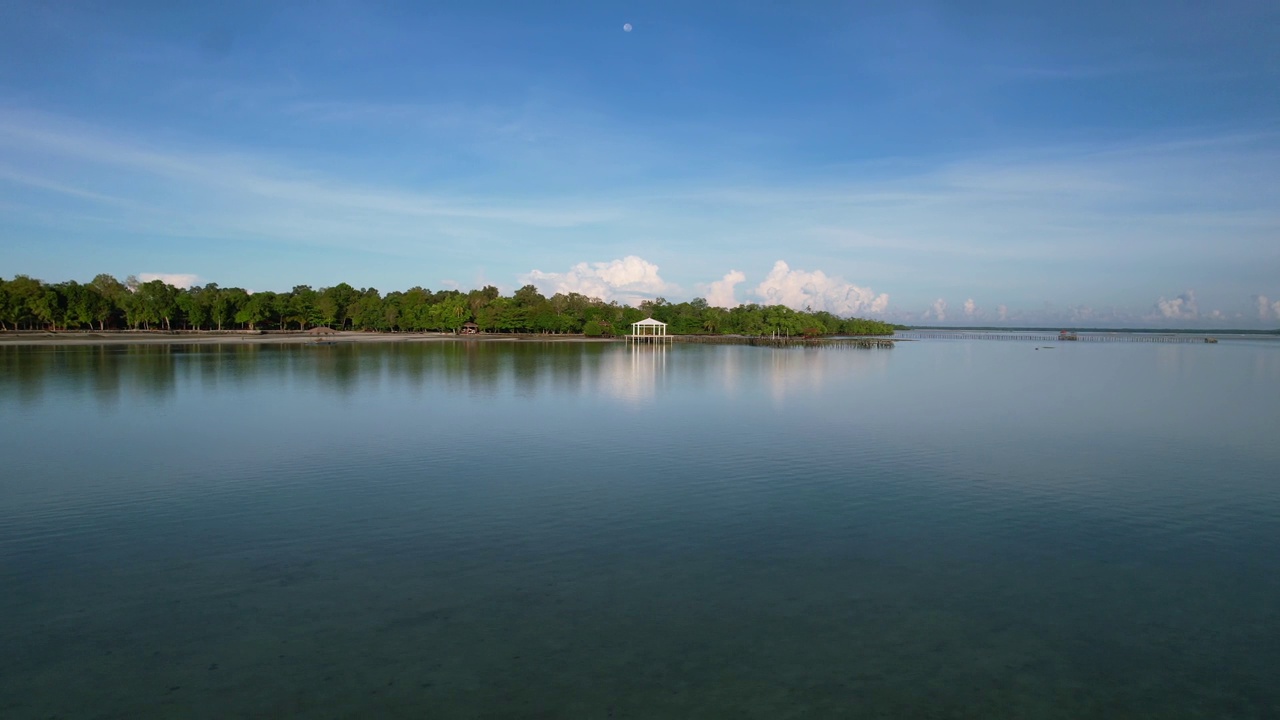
670, 335, 894, 349
894, 331, 1219, 344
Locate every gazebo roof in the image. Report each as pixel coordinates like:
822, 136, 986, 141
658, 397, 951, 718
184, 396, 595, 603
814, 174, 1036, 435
632, 318, 667, 326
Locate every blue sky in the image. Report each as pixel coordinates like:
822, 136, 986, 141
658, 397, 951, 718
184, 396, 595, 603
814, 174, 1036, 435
1, 0, 1278, 326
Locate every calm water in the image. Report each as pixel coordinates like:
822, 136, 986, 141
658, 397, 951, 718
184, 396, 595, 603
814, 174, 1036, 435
2, 339, 1278, 718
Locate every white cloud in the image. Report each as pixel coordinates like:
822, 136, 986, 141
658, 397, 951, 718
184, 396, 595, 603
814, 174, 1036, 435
1256, 295, 1280, 321
927, 298, 947, 322
1154, 290, 1199, 320
752, 261, 888, 316
1069, 305, 1099, 322
5, 109, 1278, 327
137, 273, 201, 288
705, 270, 746, 308
963, 298, 977, 319
521, 255, 671, 305
997, 304, 1009, 321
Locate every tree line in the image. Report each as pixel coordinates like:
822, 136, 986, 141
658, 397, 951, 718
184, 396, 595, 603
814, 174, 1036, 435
0, 274, 900, 336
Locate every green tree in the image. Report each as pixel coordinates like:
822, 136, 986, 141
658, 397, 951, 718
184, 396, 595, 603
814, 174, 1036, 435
513, 284, 546, 308
235, 291, 277, 331
136, 280, 179, 330
212, 287, 247, 330
347, 288, 384, 330
286, 286, 317, 330
1, 273, 898, 338
60, 281, 100, 329
30, 285, 67, 330
89, 274, 128, 330
316, 283, 359, 328
702, 307, 725, 333
177, 285, 213, 330
0, 278, 12, 331
2, 275, 43, 329
431, 294, 470, 332
397, 287, 431, 331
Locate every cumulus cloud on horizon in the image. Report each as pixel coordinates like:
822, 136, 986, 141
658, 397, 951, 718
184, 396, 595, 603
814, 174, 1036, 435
137, 273, 201, 288
752, 261, 888, 316
705, 270, 746, 308
1154, 290, 1198, 320
1255, 295, 1280, 321
520, 256, 671, 305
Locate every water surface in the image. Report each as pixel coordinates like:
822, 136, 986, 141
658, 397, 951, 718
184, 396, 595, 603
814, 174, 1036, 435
2, 339, 1278, 718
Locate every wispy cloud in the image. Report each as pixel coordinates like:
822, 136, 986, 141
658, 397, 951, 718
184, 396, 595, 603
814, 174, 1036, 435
2, 105, 1278, 325
0, 109, 618, 249
0, 164, 138, 207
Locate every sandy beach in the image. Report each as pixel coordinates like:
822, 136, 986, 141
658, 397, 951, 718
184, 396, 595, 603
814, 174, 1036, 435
0, 331, 621, 347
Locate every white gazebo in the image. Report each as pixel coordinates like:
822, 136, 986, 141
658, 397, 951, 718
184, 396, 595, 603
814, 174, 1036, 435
627, 317, 671, 343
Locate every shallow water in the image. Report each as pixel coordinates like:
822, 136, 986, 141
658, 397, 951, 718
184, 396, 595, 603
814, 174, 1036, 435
2, 339, 1278, 718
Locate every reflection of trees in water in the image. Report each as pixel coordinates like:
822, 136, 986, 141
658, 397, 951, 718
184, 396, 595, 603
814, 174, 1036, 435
273, 342, 608, 399
308, 345, 365, 395
396, 341, 604, 398
0, 342, 897, 409
384, 343, 431, 393
0, 345, 183, 408
122, 345, 179, 402
461, 342, 503, 397
557, 344, 599, 395
767, 346, 891, 404
511, 345, 543, 398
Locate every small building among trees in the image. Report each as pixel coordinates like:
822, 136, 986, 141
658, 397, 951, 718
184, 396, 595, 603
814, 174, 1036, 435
460, 321, 480, 335
627, 317, 671, 343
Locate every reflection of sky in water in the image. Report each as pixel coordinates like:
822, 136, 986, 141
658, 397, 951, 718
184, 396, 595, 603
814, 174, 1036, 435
595, 344, 667, 405
767, 347, 890, 404
2, 339, 1277, 493
590, 344, 894, 407
2, 339, 1280, 718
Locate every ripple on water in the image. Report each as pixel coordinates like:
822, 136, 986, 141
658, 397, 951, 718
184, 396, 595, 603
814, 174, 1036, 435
1, 341, 1278, 718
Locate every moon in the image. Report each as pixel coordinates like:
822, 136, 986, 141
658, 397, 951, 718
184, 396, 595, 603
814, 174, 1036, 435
623, 23, 633, 32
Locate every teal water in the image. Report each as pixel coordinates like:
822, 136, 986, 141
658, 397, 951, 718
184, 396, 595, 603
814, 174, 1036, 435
2, 340, 1278, 718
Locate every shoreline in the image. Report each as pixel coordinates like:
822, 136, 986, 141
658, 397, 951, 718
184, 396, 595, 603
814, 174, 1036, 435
0, 331, 899, 348
0, 331, 623, 347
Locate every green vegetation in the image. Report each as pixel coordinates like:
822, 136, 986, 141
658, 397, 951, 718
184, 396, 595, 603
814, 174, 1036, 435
0, 274, 897, 336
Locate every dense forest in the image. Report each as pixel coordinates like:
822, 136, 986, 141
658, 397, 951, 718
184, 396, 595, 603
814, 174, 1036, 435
0, 274, 900, 337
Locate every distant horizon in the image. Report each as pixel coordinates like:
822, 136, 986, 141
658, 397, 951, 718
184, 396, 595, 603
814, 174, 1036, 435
2, 2, 1278, 328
